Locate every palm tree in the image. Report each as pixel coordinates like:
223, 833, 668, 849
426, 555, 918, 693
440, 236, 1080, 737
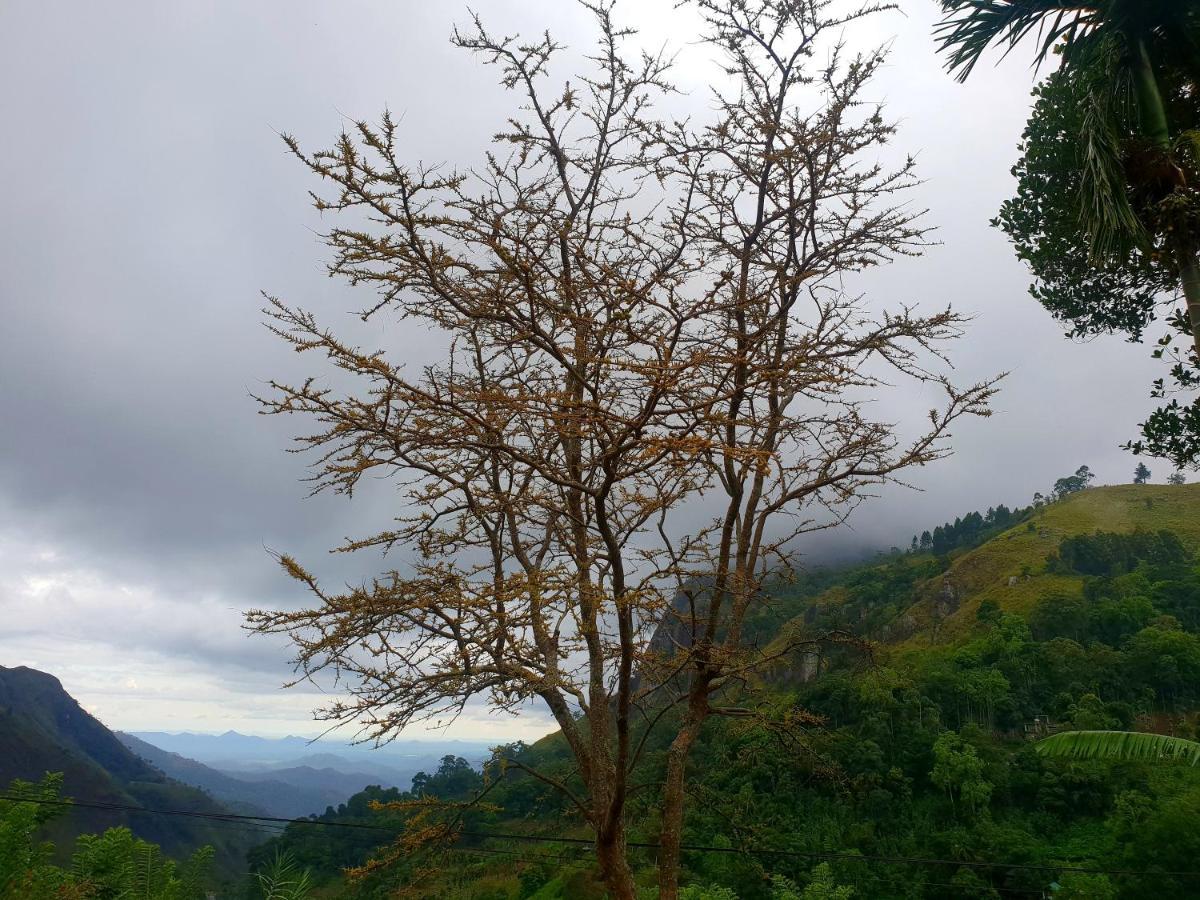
935, 1, 1200, 359
1037, 729, 1200, 765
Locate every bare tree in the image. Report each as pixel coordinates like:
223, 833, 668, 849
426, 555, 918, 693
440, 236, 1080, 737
247, 1, 997, 896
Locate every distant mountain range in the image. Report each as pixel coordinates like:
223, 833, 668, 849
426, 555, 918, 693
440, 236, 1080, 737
126, 728, 490, 771
121, 729, 491, 819
0, 665, 257, 872
115, 732, 317, 819
116, 731, 431, 819
0, 664, 493, 873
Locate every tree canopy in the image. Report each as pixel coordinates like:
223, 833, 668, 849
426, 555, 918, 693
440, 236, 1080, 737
938, 0, 1200, 468
249, 2, 995, 896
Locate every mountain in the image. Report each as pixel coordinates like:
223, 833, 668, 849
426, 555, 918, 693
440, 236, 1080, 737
128, 729, 490, 772
0, 665, 259, 873
117, 731, 341, 819
118, 730, 413, 818
235, 764, 400, 802
221, 750, 419, 784
884, 483, 1200, 650
126, 730, 489, 815
252, 483, 1200, 898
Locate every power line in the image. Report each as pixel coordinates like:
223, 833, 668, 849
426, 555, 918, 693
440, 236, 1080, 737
0, 794, 290, 839
0, 795, 373, 832
2, 793, 1195, 881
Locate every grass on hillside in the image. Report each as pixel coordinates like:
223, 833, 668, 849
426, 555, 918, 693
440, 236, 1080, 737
892, 484, 1200, 651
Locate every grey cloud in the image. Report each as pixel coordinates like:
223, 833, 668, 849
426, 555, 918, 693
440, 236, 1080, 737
0, 0, 1168, 737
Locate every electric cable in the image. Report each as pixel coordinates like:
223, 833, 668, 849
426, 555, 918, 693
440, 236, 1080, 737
2, 793, 1194, 881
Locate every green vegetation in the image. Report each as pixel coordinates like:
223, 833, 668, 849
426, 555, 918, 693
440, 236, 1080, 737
1038, 730, 1200, 766
0, 666, 259, 876
250, 851, 314, 900
937, 0, 1200, 467
241, 485, 1200, 898
910, 503, 1032, 557
0, 774, 215, 899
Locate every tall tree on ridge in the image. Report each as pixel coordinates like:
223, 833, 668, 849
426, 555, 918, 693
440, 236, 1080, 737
249, 2, 996, 896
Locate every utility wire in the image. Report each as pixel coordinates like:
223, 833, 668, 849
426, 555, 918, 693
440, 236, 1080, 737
0, 795, 386, 833
0, 794, 290, 838
2, 793, 1194, 880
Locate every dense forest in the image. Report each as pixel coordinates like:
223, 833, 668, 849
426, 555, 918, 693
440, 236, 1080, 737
228, 485, 1200, 899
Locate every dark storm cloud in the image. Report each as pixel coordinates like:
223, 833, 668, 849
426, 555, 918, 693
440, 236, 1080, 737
0, 0, 490, 601
0, 0, 1166, 735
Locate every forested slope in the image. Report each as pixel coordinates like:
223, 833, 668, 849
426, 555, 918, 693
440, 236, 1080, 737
887, 484, 1200, 648
248, 484, 1200, 899
0, 666, 259, 875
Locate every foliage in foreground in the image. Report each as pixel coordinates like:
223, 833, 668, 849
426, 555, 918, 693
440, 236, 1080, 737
1038, 730, 1200, 766
938, 0, 1200, 468
251, 850, 313, 900
0, 774, 214, 900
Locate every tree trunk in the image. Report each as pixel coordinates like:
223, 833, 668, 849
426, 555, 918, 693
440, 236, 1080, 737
1132, 37, 1171, 150
596, 826, 637, 900
657, 689, 709, 900
1132, 38, 1200, 360
1179, 246, 1200, 361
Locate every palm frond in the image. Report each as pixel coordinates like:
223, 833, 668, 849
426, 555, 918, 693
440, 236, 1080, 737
936, 1, 1101, 82
177, 845, 214, 898
1037, 730, 1200, 765
1177, 129, 1200, 166
1077, 76, 1146, 263
255, 850, 314, 900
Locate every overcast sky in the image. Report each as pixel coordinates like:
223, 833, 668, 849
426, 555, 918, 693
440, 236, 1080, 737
0, 1, 1167, 743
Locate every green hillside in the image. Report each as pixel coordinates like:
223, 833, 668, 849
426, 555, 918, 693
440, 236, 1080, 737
219, 484, 1200, 898
889, 484, 1200, 650
0, 666, 260, 876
